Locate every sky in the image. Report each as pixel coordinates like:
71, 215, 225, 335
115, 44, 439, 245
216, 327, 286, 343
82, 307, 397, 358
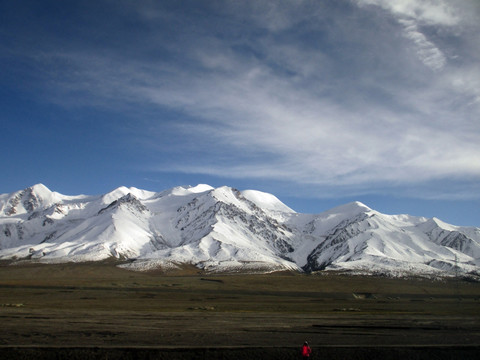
1, 0, 479, 227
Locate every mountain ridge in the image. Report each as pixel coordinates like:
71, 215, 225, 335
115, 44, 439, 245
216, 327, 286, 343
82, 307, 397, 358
1, 184, 479, 277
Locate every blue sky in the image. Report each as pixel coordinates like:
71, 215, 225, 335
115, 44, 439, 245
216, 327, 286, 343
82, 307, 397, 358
1, 0, 479, 226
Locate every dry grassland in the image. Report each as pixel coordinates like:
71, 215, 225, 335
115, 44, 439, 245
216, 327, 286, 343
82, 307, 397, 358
0, 261, 479, 359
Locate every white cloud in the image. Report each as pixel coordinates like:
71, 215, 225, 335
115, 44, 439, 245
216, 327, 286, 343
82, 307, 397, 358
356, 0, 458, 71
14, 1, 480, 199
398, 18, 446, 70
138, 60, 480, 189
355, 0, 460, 26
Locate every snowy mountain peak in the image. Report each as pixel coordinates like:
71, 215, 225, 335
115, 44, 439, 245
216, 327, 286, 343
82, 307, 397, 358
430, 217, 457, 231
0, 184, 479, 277
329, 201, 372, 215
189, 184, 214, 193
98, 193, 148, 215
168, 184, 214, 197
102, 186, 132, 204
417, 217, 459, 235
242, 190, 295, 214
29, 183, 53, 196
1, 183, 61, 216
210, 186, 243, 204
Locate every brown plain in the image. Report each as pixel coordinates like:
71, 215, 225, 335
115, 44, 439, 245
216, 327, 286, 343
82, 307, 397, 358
0, 261, 479, 359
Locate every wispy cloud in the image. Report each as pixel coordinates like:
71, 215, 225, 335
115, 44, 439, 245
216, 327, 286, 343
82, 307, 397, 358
355, 0, 460, 71
355, 0, 461, 26
398, 18, 446, 70
4, 0, 480, 199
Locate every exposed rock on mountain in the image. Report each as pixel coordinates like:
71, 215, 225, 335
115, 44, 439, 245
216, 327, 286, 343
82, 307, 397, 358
1, 184, 479, 276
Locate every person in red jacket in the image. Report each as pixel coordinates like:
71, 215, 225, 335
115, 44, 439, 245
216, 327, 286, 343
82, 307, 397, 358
302, 341, 312, 359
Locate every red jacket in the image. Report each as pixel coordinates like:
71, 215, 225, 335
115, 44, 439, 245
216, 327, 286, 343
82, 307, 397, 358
302, 344, 312, 357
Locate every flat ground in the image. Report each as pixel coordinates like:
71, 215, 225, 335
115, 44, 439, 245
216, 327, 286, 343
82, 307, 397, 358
0, 261, 479, 358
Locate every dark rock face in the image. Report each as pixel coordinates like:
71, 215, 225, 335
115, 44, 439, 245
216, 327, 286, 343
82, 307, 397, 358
0, 184, 479, 276
98, 193, 148, 215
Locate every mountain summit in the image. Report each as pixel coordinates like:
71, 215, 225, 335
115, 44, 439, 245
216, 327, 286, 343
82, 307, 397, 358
1, 184, 479, 276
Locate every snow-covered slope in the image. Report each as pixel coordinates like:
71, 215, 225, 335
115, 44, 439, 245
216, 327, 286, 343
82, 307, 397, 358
1, 184, 479, 276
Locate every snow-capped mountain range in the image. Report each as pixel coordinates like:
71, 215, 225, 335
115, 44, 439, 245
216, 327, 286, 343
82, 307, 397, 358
1, 184, 479, 276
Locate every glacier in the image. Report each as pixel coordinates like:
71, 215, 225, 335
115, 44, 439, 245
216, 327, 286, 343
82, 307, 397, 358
0, 184, 479, 277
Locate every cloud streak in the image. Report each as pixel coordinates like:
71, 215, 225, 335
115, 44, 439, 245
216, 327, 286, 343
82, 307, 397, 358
356, 0, 460, 71
3, 0, 480, 199
398, 18, 446, 70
